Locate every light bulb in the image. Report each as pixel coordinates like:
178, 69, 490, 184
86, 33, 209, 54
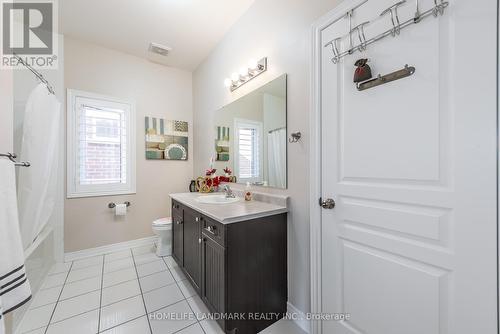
224, 78, 232, 88
231, 72, 239, 82
239, 67, 248, 78
248, 59, 258, 71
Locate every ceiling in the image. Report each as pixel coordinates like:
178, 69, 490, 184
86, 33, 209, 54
59, 0, 255, 70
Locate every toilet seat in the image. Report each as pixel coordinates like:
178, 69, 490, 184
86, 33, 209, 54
152, 217, 172, 227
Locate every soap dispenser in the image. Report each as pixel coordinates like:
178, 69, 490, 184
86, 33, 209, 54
245, 182, 253, 201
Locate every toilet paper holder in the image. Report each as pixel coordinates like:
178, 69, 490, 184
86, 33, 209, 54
108, 201, 131, 209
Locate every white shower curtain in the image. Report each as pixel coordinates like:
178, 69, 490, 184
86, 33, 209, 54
267, 128, 286, 188
17, 83, 61, 250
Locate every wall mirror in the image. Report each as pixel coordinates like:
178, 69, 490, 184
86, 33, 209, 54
214, 74, 287, 189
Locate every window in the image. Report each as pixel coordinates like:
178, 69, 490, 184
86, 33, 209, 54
234, 119, 263, 183
67, 90, 136, 198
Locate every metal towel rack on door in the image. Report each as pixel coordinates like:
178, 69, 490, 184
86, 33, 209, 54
324, 0, 449, 64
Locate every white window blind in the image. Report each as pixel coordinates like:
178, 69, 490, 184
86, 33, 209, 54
235, 119, 262, 182
67, 90, 136, 198
238, 127, 260, 178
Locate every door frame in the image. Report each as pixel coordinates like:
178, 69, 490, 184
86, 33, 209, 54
309, 1, 500, 334
310, 3, 365, 333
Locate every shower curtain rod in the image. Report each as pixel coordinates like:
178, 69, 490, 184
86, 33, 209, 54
268, 127, 286, 134
13, 54, 55, 95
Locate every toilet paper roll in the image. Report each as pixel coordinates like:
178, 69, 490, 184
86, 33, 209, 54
115, 204, 127, 216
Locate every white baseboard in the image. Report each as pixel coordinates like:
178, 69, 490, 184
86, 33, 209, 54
287, 302, 310, 333
64, 236, 157, 262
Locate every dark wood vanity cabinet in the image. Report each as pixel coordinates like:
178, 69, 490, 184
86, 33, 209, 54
171, 199, 287, 334
182, 208, 202, 292
201, 233, 225, 315
172, 203, 184, 266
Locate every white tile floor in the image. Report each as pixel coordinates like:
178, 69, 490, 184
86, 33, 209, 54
18, 244, 304, 334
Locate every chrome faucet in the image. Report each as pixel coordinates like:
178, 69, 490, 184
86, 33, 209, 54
223, 185, 236, 198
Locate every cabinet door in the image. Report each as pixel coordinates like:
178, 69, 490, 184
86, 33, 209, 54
202, 235, 225, 316
183, 208, 202, 291
172, 213, 184, 266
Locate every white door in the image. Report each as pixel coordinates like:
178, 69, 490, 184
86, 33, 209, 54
316, 0, 498, 333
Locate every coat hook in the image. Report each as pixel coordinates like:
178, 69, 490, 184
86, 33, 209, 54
352, 21, 370, 51
414, 0, 421, 23
289, 132, 302, 143
433, 0, 447, 16
380, 0, 407, 36
326, 38, 342, 64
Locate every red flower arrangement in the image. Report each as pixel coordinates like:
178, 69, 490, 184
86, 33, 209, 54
205, 168, 217, 176
213, 175, 231, 187
223, 167, 232, 175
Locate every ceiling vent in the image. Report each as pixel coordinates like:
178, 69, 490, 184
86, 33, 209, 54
148, 42, 172, 57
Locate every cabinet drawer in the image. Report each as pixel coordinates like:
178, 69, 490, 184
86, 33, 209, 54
172, 200, 183, 218
202, 216, 225, 247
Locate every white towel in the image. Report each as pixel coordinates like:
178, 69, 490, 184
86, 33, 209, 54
0, 159, 32, 332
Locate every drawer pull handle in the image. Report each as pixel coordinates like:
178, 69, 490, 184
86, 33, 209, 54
198, 238, 202, 244
176, 221, 182, 225
206, 226, 216, 234
195, 217, 200, 222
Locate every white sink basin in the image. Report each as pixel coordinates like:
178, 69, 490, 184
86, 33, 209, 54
196, 194, 240, 205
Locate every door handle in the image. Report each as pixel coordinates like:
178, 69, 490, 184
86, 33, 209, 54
198, 238, 202, 244
321, 198, 336, 209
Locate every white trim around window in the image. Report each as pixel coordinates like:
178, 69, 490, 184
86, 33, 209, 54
67, 89, 136, 198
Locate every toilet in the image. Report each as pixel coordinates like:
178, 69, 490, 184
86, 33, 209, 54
152, 217, 172, 257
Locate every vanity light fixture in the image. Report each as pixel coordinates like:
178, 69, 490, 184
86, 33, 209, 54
224, 57, 268, 92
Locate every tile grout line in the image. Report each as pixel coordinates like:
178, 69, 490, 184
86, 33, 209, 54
172, 322, 201, 334
97, 295, 211, 334
48, 307, 100, 326
43, 261, 74, 334
97, 254, 106, 333
139, 279, 178, 295
95, 314, 144, 333
72, 252, 150, 274
30, 287, 101, 311
28, 250, 188, 333
130, 248, 154, 334
38, 286, 186, 332
42, 262, 146, 292
137, 298, 198, 334
33, 266, 173, 313
64, 257, 168, 287
120, 297, 190, 334
161, 257, 208, 334
146, 297, 193, 317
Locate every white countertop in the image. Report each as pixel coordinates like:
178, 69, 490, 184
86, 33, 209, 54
170, 192, 288, 224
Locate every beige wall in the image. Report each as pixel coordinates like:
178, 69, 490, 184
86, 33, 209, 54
193, 0, 340, 314
64, 37, 193, 252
